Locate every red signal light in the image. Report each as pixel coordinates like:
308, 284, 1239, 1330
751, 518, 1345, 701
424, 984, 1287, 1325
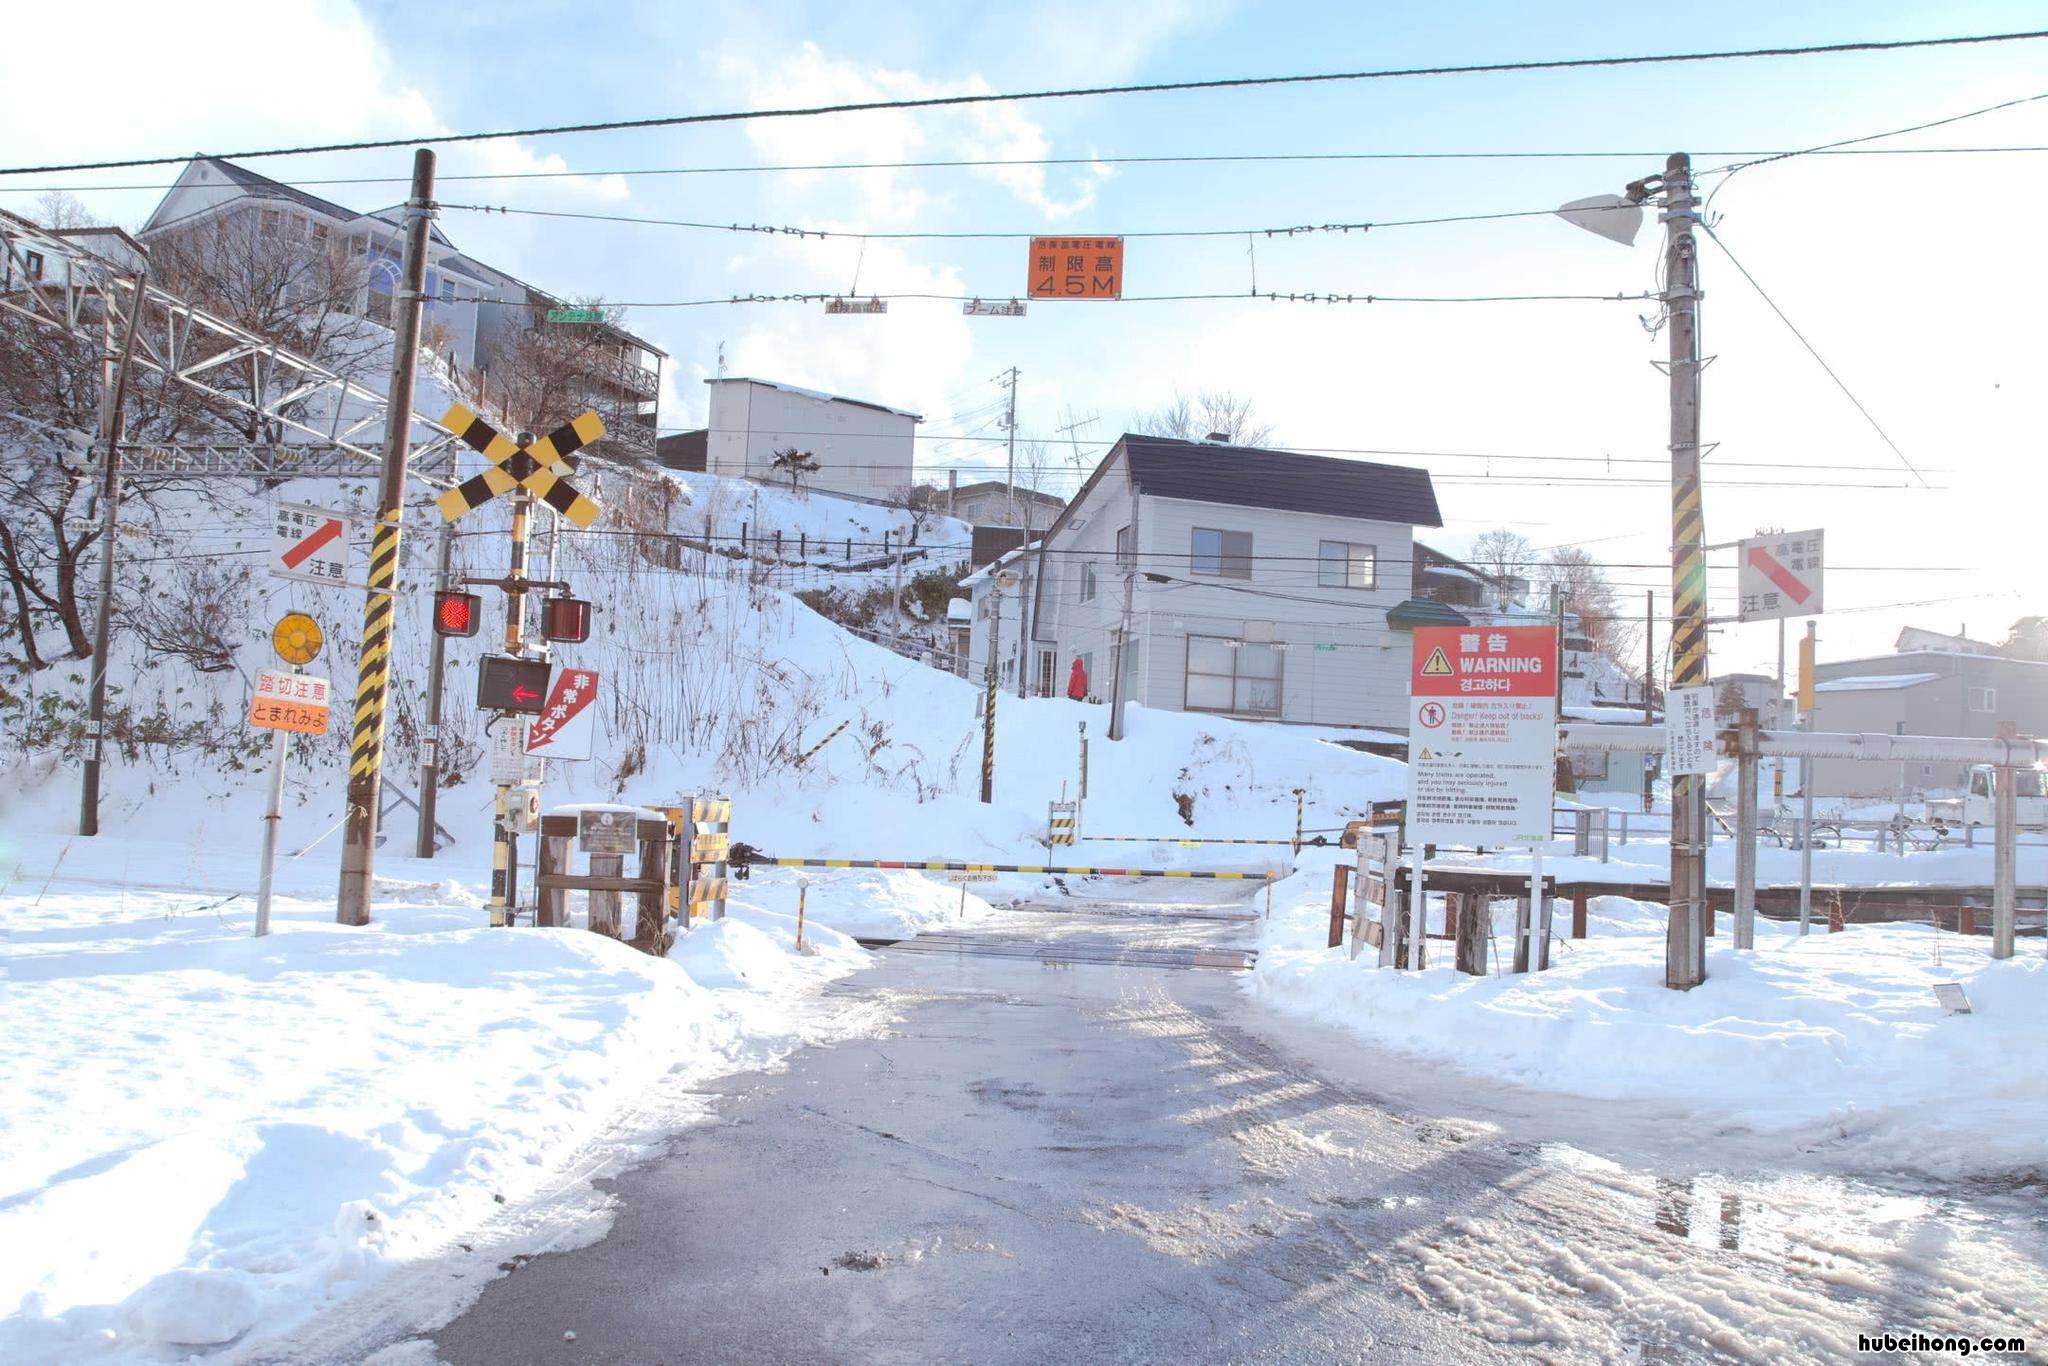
433, 590, 482, 638
541, 596, 592, 645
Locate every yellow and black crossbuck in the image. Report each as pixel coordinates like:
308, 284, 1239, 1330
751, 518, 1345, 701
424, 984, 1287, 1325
434, 403, 605, 529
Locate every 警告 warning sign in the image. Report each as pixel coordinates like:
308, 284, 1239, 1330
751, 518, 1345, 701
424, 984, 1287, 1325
1406, 626, 1557, 846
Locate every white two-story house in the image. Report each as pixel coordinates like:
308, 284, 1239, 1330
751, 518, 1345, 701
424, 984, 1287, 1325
703, 377, 919, 503
1019, 433, 1446, 730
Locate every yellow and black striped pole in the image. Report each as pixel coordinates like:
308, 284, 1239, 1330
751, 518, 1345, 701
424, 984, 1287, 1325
1661, 152, 1710, 989
338, 148, 436, 926
487, 489, 533, 926
979, 588, 1001, 803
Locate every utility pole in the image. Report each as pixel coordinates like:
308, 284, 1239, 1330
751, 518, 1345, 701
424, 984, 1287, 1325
338, 147, 436, 926
415, 523, 454, 858
979, 578, 1008, 804
1732, 706, 1759, 949
1798, 621, 1815, 934
1659, 152, 1710, 991
1000, 365, 1019, 497
889, 541, 903, 651
1107, 482, 1139, 741
1643, 590, 1655, 724
78, 267, 149, 837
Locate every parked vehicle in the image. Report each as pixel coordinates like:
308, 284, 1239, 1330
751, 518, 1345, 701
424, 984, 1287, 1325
1926, 764, 2048, 828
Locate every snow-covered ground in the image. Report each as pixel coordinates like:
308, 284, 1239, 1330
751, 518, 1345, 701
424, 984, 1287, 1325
0, 829, 1001, 1361
1252, 848, 2048, 1179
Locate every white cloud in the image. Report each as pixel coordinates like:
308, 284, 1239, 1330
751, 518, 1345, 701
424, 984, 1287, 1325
713, 43, 1109, 224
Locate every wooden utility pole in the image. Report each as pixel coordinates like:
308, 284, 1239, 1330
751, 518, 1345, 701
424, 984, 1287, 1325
1661, 152, 1711, 990
78, 268, 149, 836
338, 148, 436, 926
980, 584, 1003, 803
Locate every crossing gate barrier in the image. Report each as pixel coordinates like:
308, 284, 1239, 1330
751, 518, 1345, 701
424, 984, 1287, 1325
744, 854, 1278, 881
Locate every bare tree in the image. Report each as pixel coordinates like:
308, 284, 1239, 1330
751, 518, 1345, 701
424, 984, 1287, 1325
770, 445, 819, 494
1136, 389, 1275, 447
484, 299, 634, 444
1543, 546, 1634, 657
1470, 528, 1536, 610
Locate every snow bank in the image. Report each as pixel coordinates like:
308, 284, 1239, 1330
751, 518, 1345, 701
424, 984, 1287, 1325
1251, 850, 2048, 1178
0, 872, 869, 1360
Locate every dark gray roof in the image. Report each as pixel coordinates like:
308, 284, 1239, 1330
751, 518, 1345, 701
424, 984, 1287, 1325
203, 157, 357, 224
952, 480, 1065, 507
1386, 598, 1471, 629
1118, 434, 1441, 527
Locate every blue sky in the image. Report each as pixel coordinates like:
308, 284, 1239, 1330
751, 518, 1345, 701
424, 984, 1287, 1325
5, 0, 2046, 671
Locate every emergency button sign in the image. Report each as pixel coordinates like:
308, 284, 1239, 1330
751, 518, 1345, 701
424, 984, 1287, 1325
1406, 626, 1557, 846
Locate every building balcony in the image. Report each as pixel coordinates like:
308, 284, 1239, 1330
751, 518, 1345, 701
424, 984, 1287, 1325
578, 348, 660, 399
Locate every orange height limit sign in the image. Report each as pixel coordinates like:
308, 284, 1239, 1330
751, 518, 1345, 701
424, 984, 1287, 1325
1029, 236, 1123, 299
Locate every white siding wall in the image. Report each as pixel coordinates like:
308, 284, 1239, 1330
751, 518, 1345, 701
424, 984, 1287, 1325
1030, 454, 1133, 702
1131, 496, 1414, 729
705, 381, 915, 501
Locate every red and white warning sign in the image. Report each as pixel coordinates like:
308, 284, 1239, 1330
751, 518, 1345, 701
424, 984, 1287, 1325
1737, 529, 1823, 622
1406, 626, 1557, 847
525, 667, 599, 762
271, 500, 351, 586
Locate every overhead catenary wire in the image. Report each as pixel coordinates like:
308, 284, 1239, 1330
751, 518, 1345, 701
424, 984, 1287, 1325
1699, 221, 1930, 488
6, 27, 2045, 176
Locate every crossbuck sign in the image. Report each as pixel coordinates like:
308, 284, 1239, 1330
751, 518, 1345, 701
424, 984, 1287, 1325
1406, 625, 1558, 847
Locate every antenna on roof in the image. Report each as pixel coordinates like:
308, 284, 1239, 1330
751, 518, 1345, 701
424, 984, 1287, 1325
716, 341, 726, 379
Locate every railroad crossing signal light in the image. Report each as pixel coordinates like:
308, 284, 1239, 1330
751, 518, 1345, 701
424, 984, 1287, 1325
541, 596, 592, 644
477, 655, 552, 714
433, 590, 482, 638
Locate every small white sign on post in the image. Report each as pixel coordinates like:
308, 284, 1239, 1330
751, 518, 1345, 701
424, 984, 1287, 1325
489, 720, 545, 787
1737, 529, 1823, 622
270, 501, 351, 586
1667, 685, 1716, 776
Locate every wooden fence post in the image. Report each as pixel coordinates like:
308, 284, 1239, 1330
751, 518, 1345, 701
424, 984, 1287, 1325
537, 815, 574, 928
632, 817, 672, 955
1571, 887, 1589, 939
1327, 865, 1351, 949
589, 853, 624, 938
1454, 893, 1488, 976
1512, 895, 1532, 974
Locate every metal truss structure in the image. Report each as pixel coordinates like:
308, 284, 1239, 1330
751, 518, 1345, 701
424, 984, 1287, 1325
0, 210, 459, 484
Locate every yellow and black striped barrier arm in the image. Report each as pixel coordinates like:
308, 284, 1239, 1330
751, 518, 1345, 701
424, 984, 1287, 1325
1078, 835, 1318, 846
754, 856, 1276, 880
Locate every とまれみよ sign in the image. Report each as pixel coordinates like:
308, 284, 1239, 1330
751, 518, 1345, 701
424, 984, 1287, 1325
1405, 626, 1557, 847
248, 669, 331, 734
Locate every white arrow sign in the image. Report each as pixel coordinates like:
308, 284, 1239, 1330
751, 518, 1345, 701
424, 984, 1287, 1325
270, 500, 350, 586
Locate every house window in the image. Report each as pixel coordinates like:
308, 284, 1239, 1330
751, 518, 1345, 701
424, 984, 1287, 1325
1968, 686, 1997, 713
1037, 649, 1056, 698
1184, 634, 1283, 717
440, 280, 457, 305
1191, 527, 1252, 578
1317, 540, 1377, 589
22, 250, 43, 280
260, 207, 281, 234
310, 221, 330, 244
1115, 524, 1133, 569
1079, 561, 1097, 603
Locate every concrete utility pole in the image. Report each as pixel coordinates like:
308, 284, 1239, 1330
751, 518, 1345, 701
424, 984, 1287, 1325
1000, 365, 1019, 496
1107, 480, 1139, 741
1659, 153, 1711, 990
1798, 621, 1816, 934
415, 523, 455, 858
979, 580, 1006, 803
338, 147, 436, 926
1643, 590, 1655, 724
1732, 706, 1759, 949
78, 267, 149, 837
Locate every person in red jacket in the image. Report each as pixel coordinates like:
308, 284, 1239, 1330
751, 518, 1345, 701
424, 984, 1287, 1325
1065, 657, 1088, 701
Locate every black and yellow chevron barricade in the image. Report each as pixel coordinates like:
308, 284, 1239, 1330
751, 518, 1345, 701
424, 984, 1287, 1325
757, 857, 1276, 880
1047, 801, 1077, 847
681, 793, 733, 923
434, 403, 604, 528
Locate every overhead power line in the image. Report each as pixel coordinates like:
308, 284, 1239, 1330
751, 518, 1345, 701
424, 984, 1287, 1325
1700, 222, 1930, 488
450, 287, 1656, 309
5, 28, 2046, 176
10, 145, 2048, 196
437, 196, 1642, 242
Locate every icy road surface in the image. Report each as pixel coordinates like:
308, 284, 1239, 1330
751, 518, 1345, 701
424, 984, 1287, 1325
426, 891, 2048, 1362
